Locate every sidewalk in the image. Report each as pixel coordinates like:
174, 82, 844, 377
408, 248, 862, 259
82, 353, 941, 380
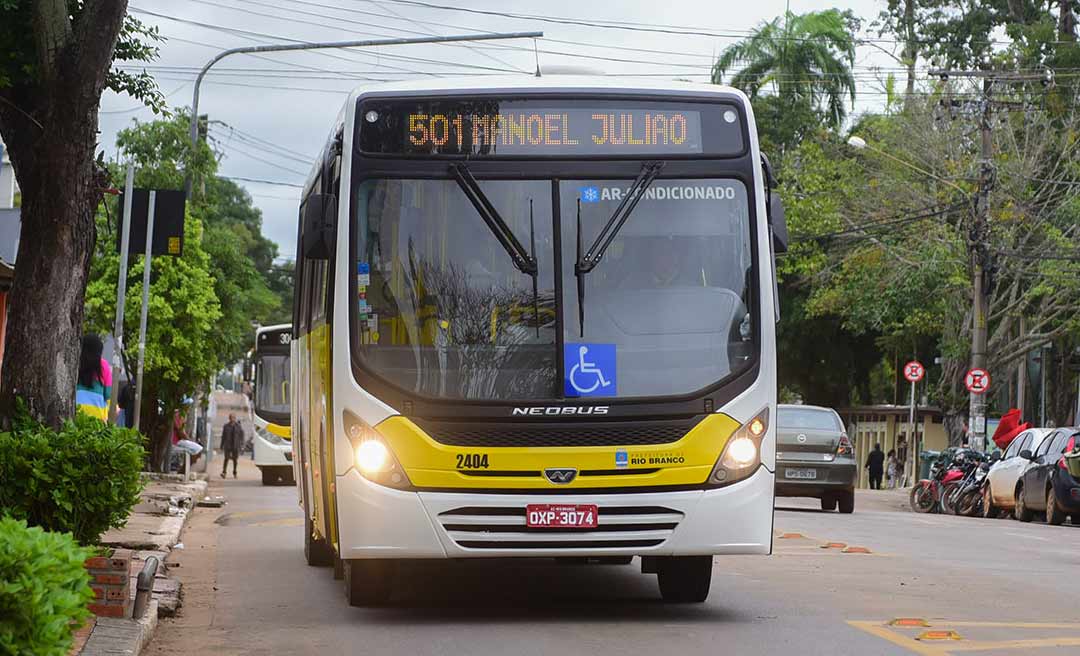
854, 486, 912, 513
72, 474, 208, 656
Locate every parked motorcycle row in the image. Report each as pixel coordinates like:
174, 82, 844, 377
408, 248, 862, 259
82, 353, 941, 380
909, 427, 1080, 525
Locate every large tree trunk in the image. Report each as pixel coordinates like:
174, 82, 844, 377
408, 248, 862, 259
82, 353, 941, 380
0, 113, 100, 426
0, 0, 131, 428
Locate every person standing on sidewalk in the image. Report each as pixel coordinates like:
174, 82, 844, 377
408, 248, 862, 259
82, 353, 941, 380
866, 443, 885, 490
221, 413, 243, 479
886, 449, 899, 489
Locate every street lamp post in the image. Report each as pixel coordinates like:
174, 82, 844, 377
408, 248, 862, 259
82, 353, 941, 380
185, 32, 543, 196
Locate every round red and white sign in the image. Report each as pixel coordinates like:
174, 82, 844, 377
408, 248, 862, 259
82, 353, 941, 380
903, 361, 925, 383
965, 368, 991, 394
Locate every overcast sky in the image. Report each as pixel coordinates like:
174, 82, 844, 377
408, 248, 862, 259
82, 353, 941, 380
98, 0, 904, 261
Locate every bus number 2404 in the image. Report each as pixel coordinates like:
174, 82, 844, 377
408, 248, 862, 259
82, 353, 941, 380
456, 453, 489, 469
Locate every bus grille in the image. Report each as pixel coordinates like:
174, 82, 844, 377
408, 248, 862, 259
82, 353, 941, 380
437, 506, 684, 551
413, 417, 702, 447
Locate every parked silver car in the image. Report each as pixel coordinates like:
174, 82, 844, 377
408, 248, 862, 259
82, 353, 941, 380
983, 427, 1051, 517
775, 404, 857, 513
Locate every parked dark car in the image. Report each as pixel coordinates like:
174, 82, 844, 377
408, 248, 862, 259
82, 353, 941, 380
774, 405, 857, 513
1015, 427, 1080, 525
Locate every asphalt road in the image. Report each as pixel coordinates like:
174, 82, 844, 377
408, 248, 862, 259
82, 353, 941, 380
148, 460, 1080, 656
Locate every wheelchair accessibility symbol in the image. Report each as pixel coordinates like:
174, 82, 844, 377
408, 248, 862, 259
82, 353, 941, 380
564, 343, 616, 397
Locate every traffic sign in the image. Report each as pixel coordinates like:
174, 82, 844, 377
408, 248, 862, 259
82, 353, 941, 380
965, 368, 991, 395
903, 361, 925, 383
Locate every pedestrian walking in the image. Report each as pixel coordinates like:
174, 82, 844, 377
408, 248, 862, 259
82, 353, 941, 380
220, 413, 243, 479
886, 449, 899, 489
866, 443, 885, 490
75, 335, 110, 421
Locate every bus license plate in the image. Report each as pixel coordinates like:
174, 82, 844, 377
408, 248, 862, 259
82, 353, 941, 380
526, 504, 598, 529
785, 468, 817, 480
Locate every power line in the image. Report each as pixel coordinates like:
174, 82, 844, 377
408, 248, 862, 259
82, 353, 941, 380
222, 175, 304, 187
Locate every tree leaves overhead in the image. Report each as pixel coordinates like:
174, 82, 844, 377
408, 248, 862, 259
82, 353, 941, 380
712, 9, 858, 128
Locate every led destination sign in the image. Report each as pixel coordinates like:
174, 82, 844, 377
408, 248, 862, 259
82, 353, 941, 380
358, 98, 745, 157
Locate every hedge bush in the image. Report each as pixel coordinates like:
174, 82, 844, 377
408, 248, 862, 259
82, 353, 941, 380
0, 410, 145, 545
0, 517, 93, 656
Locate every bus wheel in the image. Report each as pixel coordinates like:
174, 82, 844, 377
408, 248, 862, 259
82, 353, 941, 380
657, 556, 712, 603
261, 468, 274, 486
344, 560, 394, 607
304, 514, 334, 567
333, 556, 344, 580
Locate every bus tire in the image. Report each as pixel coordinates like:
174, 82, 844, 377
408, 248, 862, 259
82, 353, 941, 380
333, 556, 345, 580
261, 468, 274, 486
304, 514, 334, 567
657, 556, 712, 603
344, 559, 394, 607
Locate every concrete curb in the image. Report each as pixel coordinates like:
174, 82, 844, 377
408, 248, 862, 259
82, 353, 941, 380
78, 600, 157, 656
77, 478, 206, 655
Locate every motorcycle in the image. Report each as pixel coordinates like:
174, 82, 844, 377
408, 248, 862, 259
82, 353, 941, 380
950, 457, 994, 516
909, 449, 983, 513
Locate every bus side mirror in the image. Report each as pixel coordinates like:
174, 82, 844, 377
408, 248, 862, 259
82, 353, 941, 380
1019, 449, 1033, 461
768, 194, 788, 254
302, 193, 335, 260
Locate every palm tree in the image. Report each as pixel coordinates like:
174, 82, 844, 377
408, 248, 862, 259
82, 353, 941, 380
712, 9, 857, 127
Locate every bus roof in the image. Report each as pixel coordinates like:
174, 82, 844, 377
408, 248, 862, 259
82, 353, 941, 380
256, 323, 292, 337
344, 75, 748, 105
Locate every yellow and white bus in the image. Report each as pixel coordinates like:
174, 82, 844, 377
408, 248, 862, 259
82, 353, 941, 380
292, 77, 787, 605
252, 323, 294, 485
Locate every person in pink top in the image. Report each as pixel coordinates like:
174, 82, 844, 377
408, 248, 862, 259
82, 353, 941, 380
99, 357, 113, 389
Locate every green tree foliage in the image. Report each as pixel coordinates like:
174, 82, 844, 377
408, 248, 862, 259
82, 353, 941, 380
0, 409, 144, 545
84, 212, 222, 467
115, 112, 286, 339
0, 517, 93, 656
713, 9, 858, 131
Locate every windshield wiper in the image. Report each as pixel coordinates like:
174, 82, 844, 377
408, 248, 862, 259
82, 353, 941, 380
450, 163, 540, 335
573, 161, 665, 336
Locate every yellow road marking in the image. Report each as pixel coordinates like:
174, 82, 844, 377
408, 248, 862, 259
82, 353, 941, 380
850, 620, 1080, 655
250, 517, 304, 528
847, 621, 943, 656
943, 621, 1080, 629
947, 637, 1080, 652
916, 631, 961, 641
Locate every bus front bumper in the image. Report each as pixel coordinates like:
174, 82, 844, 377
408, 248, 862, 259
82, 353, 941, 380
253, 434, 292, 468
336, 466, 774, 559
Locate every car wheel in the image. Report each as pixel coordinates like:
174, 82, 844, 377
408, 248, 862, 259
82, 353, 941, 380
837, 489, 855, 514
1047, 486, 1067, 526
1015, 484, 1034, 522
982, 484, 999, 519
344, 559, 394, 607
656, 556, 712, 603
820, 494, 837, 511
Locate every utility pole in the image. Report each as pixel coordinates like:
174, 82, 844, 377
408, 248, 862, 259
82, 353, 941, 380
969, 77, 993, 452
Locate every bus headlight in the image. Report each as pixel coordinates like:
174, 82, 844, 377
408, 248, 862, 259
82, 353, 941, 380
356, 440, 390, 473
343, 411, 413, 490
708, 407, 769, 486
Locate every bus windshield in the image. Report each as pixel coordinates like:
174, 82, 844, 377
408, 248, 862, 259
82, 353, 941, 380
353, 177, 754, 401
255, 354, 290, 417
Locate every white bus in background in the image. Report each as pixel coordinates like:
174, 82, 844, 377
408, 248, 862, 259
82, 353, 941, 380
253, 323, 294, 485
292, 76, 787, 606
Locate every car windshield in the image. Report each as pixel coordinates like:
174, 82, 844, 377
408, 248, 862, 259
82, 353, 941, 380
352, 177, 755, 401
778, 407, 840, 431
255, 354, 290, 416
